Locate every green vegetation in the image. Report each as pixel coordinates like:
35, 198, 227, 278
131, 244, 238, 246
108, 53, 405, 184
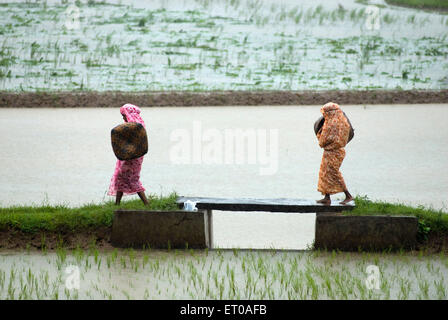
386, 0, 448, 11
1, 246, 447, 299
0, 193, 178, 234
345, 196, 448, 241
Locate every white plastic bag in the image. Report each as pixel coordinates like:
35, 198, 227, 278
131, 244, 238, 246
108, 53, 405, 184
183, 200, 198, 212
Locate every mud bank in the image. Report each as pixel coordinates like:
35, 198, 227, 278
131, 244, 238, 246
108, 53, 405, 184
0, 228, 113, 251
385, 0, 448, 12
1, 90, 447, 108
1, 227, 447, 253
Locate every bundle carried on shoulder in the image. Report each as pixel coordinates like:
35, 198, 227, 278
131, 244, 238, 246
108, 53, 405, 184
111, 122, 148, 160
314, 112, 355, 144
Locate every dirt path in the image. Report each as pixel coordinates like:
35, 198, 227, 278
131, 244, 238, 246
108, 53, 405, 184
1, 90, 447, 108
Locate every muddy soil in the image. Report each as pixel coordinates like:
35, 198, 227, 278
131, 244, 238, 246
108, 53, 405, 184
1, 90, 447, 108
0, 227, 446, 253
0, 228, 113, 250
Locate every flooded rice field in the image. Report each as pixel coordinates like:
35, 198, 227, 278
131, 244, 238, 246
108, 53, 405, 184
1, 248, 447, 299
0, 0, 447, 91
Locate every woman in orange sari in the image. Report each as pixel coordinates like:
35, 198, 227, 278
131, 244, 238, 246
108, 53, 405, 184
316, 102, 353, 205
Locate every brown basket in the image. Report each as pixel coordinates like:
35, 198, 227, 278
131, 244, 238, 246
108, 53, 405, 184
111, 122, 148, 160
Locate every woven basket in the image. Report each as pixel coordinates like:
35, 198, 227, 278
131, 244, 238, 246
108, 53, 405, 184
111, 122, 148, 160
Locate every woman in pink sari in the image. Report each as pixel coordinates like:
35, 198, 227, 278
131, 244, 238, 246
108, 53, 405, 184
108, 104, 149, 206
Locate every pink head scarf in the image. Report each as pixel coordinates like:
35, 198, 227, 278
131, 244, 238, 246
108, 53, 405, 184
120, 104, 146, 128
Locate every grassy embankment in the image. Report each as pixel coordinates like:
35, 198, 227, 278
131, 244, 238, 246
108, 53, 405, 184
385, 0, 448, 11
0, 193, 447, 251
343, 196, 448, 248
0, 193, 179, 249
0, 193, 178, 234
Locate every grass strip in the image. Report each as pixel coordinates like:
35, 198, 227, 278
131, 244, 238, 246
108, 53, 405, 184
0, 193, 178, 234
344, 196, 448, 241
1, 193, 447, 244
385, 0, 448, 11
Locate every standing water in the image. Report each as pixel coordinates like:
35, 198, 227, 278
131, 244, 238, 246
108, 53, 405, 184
0, 105, 447, 249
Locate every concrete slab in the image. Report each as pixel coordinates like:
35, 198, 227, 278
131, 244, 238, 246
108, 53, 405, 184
111, 210, 210, 249
177, 196, 355, 213
315, 215, 418, 251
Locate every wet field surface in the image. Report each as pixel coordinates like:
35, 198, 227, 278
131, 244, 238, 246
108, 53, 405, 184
0, 0, 447, 91
1, 248, 447, 299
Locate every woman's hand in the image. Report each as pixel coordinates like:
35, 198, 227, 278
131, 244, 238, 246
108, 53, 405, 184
317, 128, 323, 145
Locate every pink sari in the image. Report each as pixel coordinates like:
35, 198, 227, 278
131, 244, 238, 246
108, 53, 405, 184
107, 104, 146, 196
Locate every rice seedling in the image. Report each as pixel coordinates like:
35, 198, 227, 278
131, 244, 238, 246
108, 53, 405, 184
434, 279, 446, 299
418, 279, 430, 299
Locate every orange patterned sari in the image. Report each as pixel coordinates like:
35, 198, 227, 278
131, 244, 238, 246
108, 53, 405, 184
317, 102, 351, 195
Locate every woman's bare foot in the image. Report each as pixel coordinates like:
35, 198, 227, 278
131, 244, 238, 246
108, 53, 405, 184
316, 194, 331, 205
339, 196, 354, 204
339, 189, 353, 204
316, 198, 331, 205
115, 191, 123, 205
137, 191, 150, 206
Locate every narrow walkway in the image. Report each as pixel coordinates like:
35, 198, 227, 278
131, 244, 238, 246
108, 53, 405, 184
177, 196, 355, 213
